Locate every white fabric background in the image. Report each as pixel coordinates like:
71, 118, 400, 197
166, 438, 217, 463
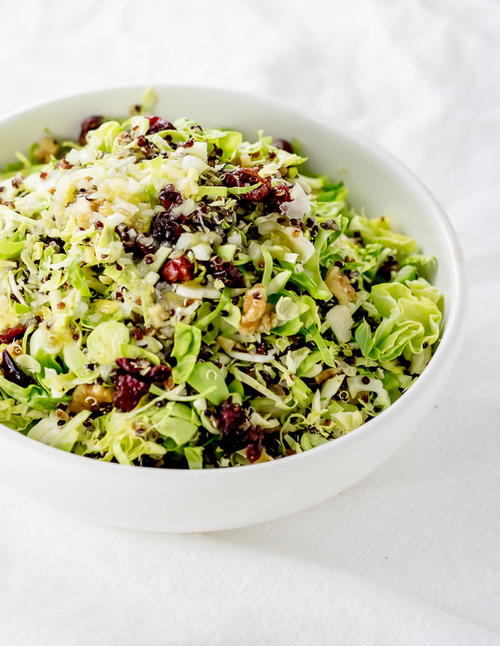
0, 0, 499, 643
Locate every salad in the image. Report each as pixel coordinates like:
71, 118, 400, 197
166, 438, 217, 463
0, 94, 443, 468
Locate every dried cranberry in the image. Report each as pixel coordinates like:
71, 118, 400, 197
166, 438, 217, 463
135, 234, 159, 255
217, 398, 249, 434
146, 364, 171, 381
115, 224, 143, 255
273, 138, 293, 153
112, 357, 171, 412
225, 168, 271, 202
131, 326, 144, 341
0, 325, 27, 344
158, 185, 182, 211
246, 441, 263, 463
210, 260, 245, 287
78, 115, 103, 146
115, 357, 150, 376
150, 211, 186, 245
113, 373, 149, 412
116, 225, 137, 250
150, 186, 185, 246
264, 183, 292, 214
254, 342, 268, 355
269, 183, 292, 207
161, 256, 193, 283
115, 358, 171, 382
135, 135, 157, 158
147, 116, 175, 134
216, 398, 251, 453
1, 350, 33, 387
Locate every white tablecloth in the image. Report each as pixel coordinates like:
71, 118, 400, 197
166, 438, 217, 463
0, 1, 499, 644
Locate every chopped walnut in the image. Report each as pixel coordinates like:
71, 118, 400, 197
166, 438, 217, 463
315, 367, 340, 384
239, 284, 277, 336
33, 137, 59, 163
269, 384, 287, 397
239, 152, 252, 167
68, 384, 114, 413
325, 266, 356, 305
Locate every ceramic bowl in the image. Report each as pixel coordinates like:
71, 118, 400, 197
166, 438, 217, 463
0, 86, 465, 532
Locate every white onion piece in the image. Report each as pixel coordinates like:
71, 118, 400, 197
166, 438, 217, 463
170, 199, 197, 217
280, 183, 311, 218
227, 232, 242, 245
175, 285, 221, 300
228, 350, 275, 363
326, 304, 354, 343
191, 243, 212, 260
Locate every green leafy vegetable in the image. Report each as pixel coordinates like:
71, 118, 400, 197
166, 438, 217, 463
172, 323, 202, 383
0, 103, 443, 469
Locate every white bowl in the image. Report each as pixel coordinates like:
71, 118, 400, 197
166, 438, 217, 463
0, 86, 464, 532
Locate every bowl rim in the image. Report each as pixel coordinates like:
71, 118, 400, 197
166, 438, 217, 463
0, 83, 465, 479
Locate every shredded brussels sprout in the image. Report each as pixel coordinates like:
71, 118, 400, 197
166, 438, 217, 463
0, 100, 443, 468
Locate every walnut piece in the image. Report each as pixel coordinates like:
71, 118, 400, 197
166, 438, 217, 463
238, 152, 252, 167
315, 367, 340, 384
325, 266, 356, 305
33, 137, 59, 163
239, 284, 277, 336
68, 384, 114, 413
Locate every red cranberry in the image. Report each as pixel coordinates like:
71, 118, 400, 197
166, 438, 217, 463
112, 357, 172, 412
254, 342, 268, 355
1, 350, 33, 387
116, 225, 137, 250
135, 234, 159, 255
246, 442, 263, 463
115, 358, 171, 382
269, 183, 292, 207
135, 135, 157, 157
210, 260, 245, 287
273, 138, 293, 153
0, 325, 27, 344
115, 357, 150, 376
113, 373, 149, 412
147, 116, 175, 134
150, 211, 186, 245
161, 256, 193, 283
216, 397, 264, 456
131, 326, 144, 340
78, 116, 103, 145
146, 364, 171, 381
225, 168, 271, 202
217, 398, 248, 434
158, 185, 182, 211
